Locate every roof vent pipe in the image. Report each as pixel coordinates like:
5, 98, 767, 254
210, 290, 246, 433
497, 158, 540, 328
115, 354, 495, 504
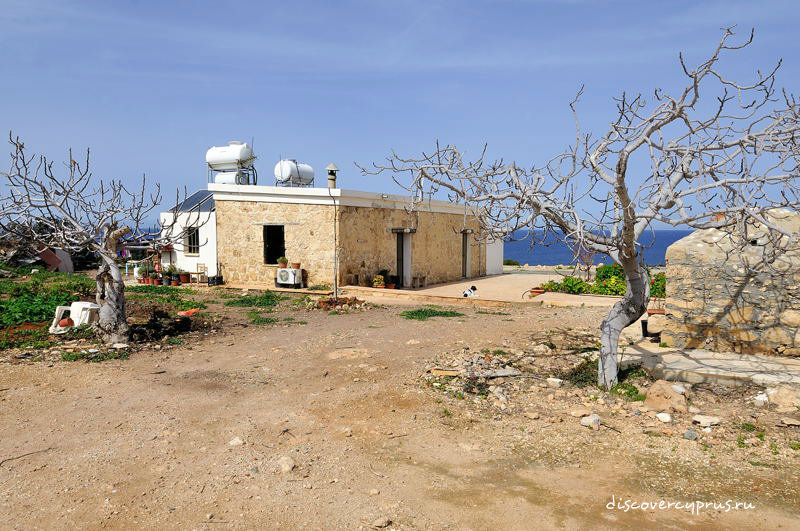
325, 163, 339, 189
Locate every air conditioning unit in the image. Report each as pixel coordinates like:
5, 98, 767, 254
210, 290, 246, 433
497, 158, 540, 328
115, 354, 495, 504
276, 267, 302, 288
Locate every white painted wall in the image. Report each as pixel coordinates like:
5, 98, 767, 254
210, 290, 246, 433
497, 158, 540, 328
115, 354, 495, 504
485, 238, 504, 276
159, 211, 218, 276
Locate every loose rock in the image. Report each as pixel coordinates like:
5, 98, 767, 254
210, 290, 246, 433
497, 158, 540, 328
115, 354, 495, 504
656, 412, 672, 423
580, 414, 601, 429
692, 415, 720, 427
277, 456, 296, 473
546, 377, 563, 389
644, 380, 688, 412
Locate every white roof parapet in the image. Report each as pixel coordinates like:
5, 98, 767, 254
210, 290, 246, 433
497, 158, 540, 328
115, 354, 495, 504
207, 183, 478, 216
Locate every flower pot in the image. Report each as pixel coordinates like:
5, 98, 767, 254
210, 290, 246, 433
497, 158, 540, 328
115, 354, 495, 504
291, 262, 301, 269
179, 273, 190, 283
170, 280, 180, 286
647, 308, 666, 316
137, 277, 145, 284
59, 317, 74, 328
385, 283, 396, 289
162, 277, 170, 286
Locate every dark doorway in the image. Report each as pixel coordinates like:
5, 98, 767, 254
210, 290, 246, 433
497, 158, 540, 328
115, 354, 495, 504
396, 232, 404, 288
263, 225, 285, 264
462, 232, 468, 278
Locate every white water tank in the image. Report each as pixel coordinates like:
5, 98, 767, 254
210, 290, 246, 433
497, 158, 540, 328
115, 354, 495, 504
274, 159, 314, 186
206, 141, 255, 171
214, 171, 248, 185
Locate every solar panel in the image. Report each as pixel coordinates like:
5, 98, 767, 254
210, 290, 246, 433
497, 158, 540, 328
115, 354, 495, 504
174, 190, 214, 212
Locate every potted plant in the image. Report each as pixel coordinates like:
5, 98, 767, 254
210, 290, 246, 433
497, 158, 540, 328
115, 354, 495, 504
178, 268, 190, 284
277, 256, 288, 268
372, 274, 385, 288
161, 272, 170, 286
385, 273, 396, 289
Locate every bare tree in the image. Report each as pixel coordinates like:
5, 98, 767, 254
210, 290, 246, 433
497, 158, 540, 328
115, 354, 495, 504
0, 134, 205, 343
361, 29, 800, 387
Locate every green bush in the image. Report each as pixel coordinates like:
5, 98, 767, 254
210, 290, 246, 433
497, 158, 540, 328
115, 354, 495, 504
503, 259, 520, 266
539, 276, 591, 294
650, 272, 667, 298
595, 263, 625, 282
560, 276, 591, 294
591, 275, 627, 296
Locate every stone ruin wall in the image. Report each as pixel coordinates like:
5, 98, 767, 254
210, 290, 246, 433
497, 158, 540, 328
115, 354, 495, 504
661, 229, 800, 357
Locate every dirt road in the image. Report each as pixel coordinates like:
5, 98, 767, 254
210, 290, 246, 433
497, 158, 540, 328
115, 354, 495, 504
1, 303, 798, 530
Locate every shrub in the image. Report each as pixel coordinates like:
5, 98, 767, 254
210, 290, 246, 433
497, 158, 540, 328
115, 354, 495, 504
503, 259, 520, 266
591, 275, 627, 296
650, 272, 667, 298
595, 263, 624, 282
560, 276, 591, 294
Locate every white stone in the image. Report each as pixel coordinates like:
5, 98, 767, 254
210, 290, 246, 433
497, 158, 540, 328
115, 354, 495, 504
752, 393, 769, 407
656, 412, 672, 423
277, 456, 296, 473
570, 408, 592, 418
688, 406, 701, 414
228, 437, 244, 446
546, 377, 563, 389
111, 343, 129, 350
580, 414, 601, 428
671, 384, 688, 395
692, 415, 721, 427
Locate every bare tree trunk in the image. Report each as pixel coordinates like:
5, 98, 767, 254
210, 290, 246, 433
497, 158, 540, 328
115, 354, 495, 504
597, 259, 649, 388
95, 255, 129, 344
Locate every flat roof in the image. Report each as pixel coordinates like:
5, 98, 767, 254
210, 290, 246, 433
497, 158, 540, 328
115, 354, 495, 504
206, 183, 478, 216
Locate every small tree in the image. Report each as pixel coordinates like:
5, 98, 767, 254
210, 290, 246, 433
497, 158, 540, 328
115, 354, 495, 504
0, 134, 205, 343
362, 29, 800, 387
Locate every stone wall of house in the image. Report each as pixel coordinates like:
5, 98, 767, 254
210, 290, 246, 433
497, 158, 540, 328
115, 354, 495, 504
215, 200, 336, 287
661, 213, 800, 357
337, 206, 483, 286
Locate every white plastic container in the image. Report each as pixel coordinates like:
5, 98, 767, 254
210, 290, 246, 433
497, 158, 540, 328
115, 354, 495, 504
206, 141, 255, 171
274, 159, 314, 185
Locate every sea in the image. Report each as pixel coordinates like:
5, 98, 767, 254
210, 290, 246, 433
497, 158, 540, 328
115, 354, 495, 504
503, 229, 694, 266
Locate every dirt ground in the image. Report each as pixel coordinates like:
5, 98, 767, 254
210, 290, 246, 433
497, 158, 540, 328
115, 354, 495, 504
1, 290, 799, 531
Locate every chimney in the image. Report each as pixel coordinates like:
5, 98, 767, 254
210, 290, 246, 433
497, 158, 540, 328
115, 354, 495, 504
325, 163, 339, 189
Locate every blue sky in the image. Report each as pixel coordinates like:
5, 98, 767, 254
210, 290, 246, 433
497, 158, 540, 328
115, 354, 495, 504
1, 0, 798, 208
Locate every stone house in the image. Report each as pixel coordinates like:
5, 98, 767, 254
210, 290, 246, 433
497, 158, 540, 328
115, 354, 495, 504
162, 182, 503, 289
660, 210, 800, 356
